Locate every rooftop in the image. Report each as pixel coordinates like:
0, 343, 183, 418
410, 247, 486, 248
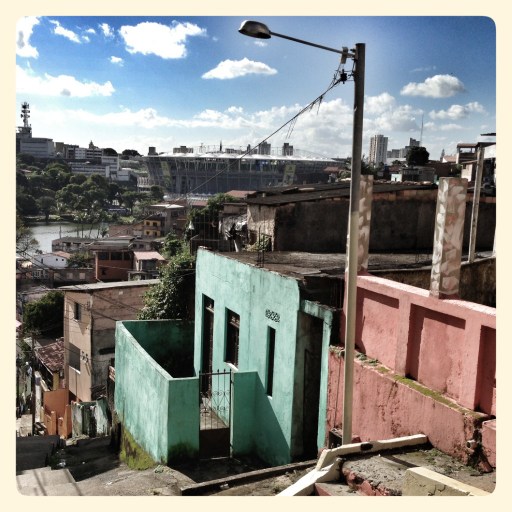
36, 339, 64, 372
133, 251, 166, 260
58, 279, 159, 292
246, 181, 436, 206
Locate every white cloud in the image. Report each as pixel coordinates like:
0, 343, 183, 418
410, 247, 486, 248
365, 92, 396, 115
429, 101, 486, 120
86, 28, 96, 35
439, 123, 464, 131
401, 74, 466, 98
110, 56, 124, 66
366, 105, 421, 133
255, 41, 268, 47
16, 16, 40, 58
119, 21, 206, 59
16, 65, 115, 97
411, 65, 437, 73
100, 23, 114, 38
202, 58, 277, 79
50, 20, 81, 43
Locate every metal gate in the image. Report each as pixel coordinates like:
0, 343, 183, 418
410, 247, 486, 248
199, 369, 232, 458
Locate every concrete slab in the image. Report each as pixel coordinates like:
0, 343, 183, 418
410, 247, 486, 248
402, 467, 490, 496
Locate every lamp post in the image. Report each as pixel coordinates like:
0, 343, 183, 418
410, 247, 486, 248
239, 21, 365, 445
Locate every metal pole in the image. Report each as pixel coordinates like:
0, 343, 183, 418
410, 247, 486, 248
342, 43, 365, 445
31, 335, 36, 435
468, 147, 485, 263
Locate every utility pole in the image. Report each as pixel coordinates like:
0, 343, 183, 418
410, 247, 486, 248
31, 333, 36, 435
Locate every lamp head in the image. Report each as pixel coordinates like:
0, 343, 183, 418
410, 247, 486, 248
238, 20, 271, 39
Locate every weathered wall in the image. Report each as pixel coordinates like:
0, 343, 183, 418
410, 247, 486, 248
194, 250, 332, 466
63, 283, 154, 402
121, 320, 195, 378
327, 352, 492, 466
43, 388, 71, 437
115, 321, 199, 464
373, 257, 496, 307
328, 273, 496, 466
255, 195, 495, 253
63, 291, 92, 402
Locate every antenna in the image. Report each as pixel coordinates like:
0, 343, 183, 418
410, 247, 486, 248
419, 114, 424, 146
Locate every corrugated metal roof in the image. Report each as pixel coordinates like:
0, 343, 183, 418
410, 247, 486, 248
246, 182, 436, 206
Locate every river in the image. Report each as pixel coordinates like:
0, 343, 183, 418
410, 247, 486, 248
28, 222, 105, 253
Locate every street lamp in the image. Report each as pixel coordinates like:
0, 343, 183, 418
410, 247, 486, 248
239, 20, 365, 445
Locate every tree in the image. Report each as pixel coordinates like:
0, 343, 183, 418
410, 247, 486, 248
161, 232, 184, 258
16, 193, 39, 216
138, 250, 195, 320
120, 190, 142, 214
121, 149, 141, 158
23, 291, 64, 338
16, 215, 39, 254
149, 185, 165, 201
406, 146, 430, 166
66, 252, 93, 268
37, 195, 55, 223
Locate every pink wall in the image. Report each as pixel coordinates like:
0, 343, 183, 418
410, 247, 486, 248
331, 273, 496, 467
352, 274, 495, 413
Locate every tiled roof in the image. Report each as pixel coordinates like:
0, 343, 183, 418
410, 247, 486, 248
36, 339, 64, 373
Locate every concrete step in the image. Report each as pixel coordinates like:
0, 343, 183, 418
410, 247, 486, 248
315, 482, 362, 496
17, 467, 76, 493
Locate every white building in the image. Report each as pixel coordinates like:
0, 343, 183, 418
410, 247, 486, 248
18, 137, 55, 159
368, 134, 388, 166
33, 251, 71, 269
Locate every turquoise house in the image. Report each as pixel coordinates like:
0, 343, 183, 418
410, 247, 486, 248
114, 249, 341, 466
194, 249, 341, 465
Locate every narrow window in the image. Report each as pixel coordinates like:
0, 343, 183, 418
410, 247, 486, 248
74, 302, 81, 321
69, 342, 81, 371
267, 327, 276, 396
225, 310, 240, 367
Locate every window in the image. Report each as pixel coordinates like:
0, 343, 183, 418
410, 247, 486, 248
111, 252, 122, 260
74, 302, 81, 321
69, 342, 81, 371
98, 252, 109, 260
267, 327, 276, 396
225, 310, 240, 367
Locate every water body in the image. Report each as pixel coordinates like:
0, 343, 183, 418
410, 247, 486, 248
28, 222, 105, 253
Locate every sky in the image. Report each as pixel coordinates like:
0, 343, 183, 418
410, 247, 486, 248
15, 15, 496, 161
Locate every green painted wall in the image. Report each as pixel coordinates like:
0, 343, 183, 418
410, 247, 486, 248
194, 250, 332, 465
115, 321, 199, 463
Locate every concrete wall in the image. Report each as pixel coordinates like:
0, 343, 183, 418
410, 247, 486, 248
327, 274, 496, 466
115, 321, 199, 463
63, 284, 153, 402
194, 250, 332, 466
250, 194, 495, 253
63, 291, 92, 402
374, 256, 496, 307
43, 388, 71, 438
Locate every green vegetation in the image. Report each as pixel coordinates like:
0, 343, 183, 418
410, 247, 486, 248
138, 241, 196, 321
16, 215, 39, 255
22, 290, 64, 338
120, 427, 156, 470
187, 193, 236, 236
66, 252, 93, 268
406, 146, 430, 166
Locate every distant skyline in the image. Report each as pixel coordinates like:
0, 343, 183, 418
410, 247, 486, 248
16, 16, 496, 160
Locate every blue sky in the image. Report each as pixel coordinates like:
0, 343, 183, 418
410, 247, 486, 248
15, 16, 496, 160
